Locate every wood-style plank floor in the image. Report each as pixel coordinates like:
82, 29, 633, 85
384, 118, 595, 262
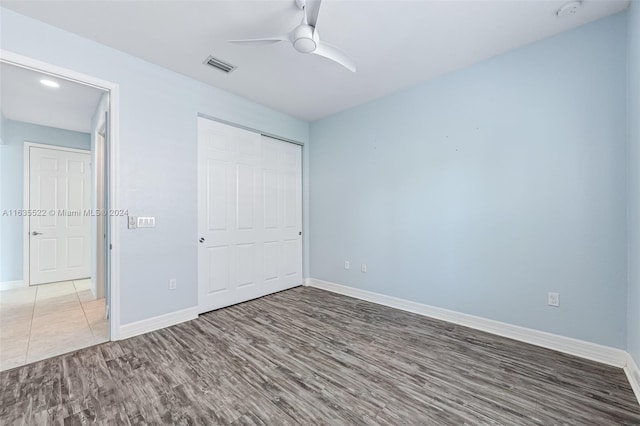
1, 287, 639, 425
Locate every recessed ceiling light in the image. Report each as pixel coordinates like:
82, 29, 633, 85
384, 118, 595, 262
40, 79, 60, 88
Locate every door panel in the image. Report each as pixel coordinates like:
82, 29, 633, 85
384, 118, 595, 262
67, 237, 85, 267
29, 146, 91, 285
263, 241, 279, 281
263, 170, 278, 229
198, 118, 302, 313
208, 245, 230, 294
207, 161, 229, 230
237, 164, 255, 230
38, 239, 57, 270
237, 243, 256, 287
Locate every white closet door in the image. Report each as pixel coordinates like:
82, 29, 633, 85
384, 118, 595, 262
261, 136, 303, 293
197, 118, 302, 313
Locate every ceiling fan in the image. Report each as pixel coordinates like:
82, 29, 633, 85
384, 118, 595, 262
229, 0, 356, 72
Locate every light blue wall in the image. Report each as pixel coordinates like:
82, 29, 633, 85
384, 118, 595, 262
1, 8, 309, 324
0, 118, 91, 282
627, 1, 640, 367
0, 110, 6, 145
0, 112, 6, 279
310, 13, 628, 348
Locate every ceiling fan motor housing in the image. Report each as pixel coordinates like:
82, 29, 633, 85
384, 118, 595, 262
292, 25, 318, 53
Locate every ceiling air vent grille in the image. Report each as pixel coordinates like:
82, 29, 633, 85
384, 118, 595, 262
203, 55, 237, 73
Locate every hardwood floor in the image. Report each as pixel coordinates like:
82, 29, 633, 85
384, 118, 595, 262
1, 286, 639, 425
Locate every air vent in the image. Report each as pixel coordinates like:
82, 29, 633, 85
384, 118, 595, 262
203, 55, 237, 73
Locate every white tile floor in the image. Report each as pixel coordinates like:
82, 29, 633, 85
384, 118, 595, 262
0, 279, 109, 371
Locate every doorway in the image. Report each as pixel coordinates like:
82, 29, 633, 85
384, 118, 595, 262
0, 54, 119, 371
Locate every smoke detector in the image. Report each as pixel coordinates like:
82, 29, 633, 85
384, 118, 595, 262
557, 1, 582, 17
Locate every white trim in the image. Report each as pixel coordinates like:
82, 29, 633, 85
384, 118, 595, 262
307, 278, 629, 368
0, 50, 118, 91
23, 142, 91, 287
22, 143, 28, 287
0, 280, 26, 291
196, 113, 305, 147
1, 49, 121, 341
91, 97, 109, 302
119, 307, 199, 340
107, 76, 121, 340
625, 354, 640, 405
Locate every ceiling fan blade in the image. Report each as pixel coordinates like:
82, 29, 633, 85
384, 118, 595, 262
228, 35, 289, 45
305, 0, 322, 29
313, 41, 356, 72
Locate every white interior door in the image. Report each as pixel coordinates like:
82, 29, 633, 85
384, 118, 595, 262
197, 117, 302, 313
29, 146, 91, 285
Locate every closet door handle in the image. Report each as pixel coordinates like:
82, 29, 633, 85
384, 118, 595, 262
32, 231, 43, 236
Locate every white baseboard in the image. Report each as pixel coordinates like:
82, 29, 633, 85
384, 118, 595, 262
307, 278, 628, 368
0, 280, 26, 291
625, 354, 640, 405
119, 306, 198, 340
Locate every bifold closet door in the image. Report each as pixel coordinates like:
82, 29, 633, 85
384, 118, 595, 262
197, 117, 302, 313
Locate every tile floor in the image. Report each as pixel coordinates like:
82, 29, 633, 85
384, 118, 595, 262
0, 279, 109, 371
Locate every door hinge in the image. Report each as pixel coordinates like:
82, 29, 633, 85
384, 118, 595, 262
109, 244, 113, 250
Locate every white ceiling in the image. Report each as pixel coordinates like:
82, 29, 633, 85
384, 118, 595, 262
0, 62, 105, 133
2, 0, 629, 122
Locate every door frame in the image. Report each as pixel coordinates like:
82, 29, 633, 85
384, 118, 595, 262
23, 142, 91, 286
1, 49, 122, 340
95, 124, 107, 299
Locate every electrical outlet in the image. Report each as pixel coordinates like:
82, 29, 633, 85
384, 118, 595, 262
548, 292, 559, 307
169, 279, 177, 290
361, 264, 367, 273
344, 261, 350, 270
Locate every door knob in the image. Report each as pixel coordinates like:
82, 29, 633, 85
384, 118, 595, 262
31, 231, 43, 236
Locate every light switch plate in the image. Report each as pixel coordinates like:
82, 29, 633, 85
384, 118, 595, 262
137, 217, 156, 228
